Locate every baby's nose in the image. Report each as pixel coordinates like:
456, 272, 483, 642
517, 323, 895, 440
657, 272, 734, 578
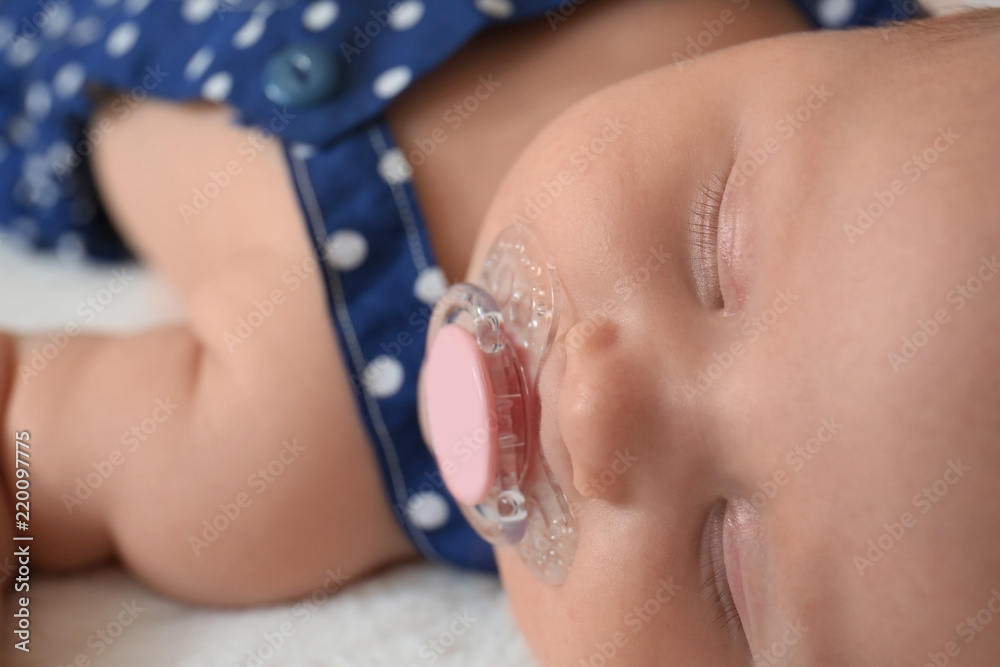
557, 318, 653, 501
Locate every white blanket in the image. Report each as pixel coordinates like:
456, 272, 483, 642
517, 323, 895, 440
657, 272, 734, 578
0, 245, 534, 667
2, 565, 533, 666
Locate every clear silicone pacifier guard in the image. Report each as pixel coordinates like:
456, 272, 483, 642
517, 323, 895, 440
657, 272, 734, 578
418, 225, 577, 585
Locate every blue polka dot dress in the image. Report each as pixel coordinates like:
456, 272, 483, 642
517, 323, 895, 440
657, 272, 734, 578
0, 0, 922, 571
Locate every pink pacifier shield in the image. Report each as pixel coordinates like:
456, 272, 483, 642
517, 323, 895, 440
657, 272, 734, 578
423, 324, 498, 506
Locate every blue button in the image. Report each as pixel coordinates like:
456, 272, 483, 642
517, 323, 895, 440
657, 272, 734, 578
263, 44, 343, 108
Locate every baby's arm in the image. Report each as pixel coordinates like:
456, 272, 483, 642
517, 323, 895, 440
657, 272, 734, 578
0, 99, 414, 605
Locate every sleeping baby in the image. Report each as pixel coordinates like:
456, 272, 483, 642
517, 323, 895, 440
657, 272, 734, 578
2, 0, 999, 665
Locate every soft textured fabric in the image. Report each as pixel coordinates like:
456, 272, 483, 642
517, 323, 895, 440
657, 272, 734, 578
0, 0, 921, 571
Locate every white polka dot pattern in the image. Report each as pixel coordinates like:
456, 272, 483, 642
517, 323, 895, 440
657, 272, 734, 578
6, 39, 39, 67
184, 47, 215, 81
201, 71, 233, 102
124, 0, 153, 16
406, 491, 451, 531
389, 1, 425, 30
182, 0, 217, 24
817, 0, 856, 26
377, 148, 412, 185
414, 267, 448, 305
363, 355, 405, 398
324, 229, 369, 271
53, 62, 86, 98
289, 142, 318, 160
372, 66, 413, 100
68, 17, 104, 47
42, 5, 74, 39
25, 83, 52, 119
302, 1, 339, 31
475, 0, 515, 20
105, 21, 140, 57
232, 15, 267, 48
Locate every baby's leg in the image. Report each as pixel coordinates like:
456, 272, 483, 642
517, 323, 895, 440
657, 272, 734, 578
0, 99, 415, 605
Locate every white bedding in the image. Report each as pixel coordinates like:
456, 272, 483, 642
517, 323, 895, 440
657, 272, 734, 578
1, 565, 533, 666
0, 245, 534, 666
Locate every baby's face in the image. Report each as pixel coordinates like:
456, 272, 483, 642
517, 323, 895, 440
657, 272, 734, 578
467, 16, 1000, 666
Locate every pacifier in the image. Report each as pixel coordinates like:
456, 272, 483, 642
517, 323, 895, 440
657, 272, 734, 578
418, 225, 577, 585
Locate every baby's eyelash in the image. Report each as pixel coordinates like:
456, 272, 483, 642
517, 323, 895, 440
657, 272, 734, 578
689, 173, 726, 246
702, 552, 742, 630
687, 173, 727, 308
700, 503, 744, 632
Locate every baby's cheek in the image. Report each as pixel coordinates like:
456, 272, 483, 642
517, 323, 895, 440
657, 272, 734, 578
496, 514, 623, 664
494, 549, 563, 663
